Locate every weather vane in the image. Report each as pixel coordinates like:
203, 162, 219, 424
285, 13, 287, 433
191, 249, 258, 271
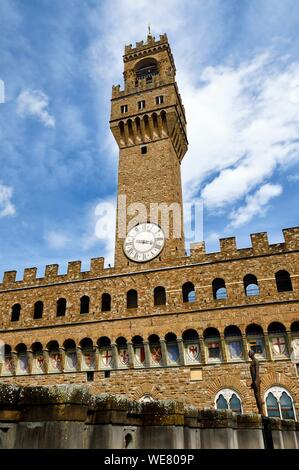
148, 23, 151, 36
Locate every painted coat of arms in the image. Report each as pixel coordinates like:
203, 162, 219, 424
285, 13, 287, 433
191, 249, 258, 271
119, 348, 129, 366
150, 345, 162, 364
101, 349, 113, 368
186, 343, 200, 362
134, 346, 145, 365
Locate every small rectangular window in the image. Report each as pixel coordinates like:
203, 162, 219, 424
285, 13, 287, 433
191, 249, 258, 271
87, 371, 94, 382
138, 100, 145, 110
296, 363, 299, 376
141, 146, 147, 155
156, 95, 164, 105
121, 105, 128, 113
104, 370, 110, 378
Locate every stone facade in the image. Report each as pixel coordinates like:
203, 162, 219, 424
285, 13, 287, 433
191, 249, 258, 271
0, 34, 298, 423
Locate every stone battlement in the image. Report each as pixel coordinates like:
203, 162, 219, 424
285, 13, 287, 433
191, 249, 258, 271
124, 33, 169, 57
0, 227, 298, 291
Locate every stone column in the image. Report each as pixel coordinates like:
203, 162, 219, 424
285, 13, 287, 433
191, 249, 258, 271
11, 352, 18, 375
264, 333, 273, 361
143, 341, 151, 368
199, 337, 207, 364
43, 349, 50, 374
76, 346, 83, 371
94, 345, 100, 371
111, 343, 119, 369
286, 330, 293, 357
27, 350, 34, 375
242, 334, 249, 360
160, 339, 168, 366
59, 347, 66, 372
177, 337, 185, 366
127, 342, 135, 369
220, 334, 227, 362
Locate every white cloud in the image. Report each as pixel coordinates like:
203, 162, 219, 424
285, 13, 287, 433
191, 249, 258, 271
16, 90, 55, 127
181, 54, 299, 213
228, 183, 283, 228
0, 183, 15, 217
45, 231, 70, 249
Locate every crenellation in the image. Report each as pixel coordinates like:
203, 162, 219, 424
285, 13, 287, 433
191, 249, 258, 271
190, 242, 206, 260
45, 264, 59, 279
283, 227, 299, 250
90, 257, 104, 276
219, 237, 237, 257
23, 267, 37, 283
2, 271, 17, 286
67, 261, 82, 279
250, 232, 269, 254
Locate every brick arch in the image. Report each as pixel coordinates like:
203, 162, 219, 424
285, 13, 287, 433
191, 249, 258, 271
261, 371, 298, 397
12, 339, 30, 350
287, 318, 299, 330
178, 325, 201, 338
131, 383, 161, 401
206, 375, 248, 401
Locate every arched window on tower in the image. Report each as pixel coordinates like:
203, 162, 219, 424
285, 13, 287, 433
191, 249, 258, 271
135, 58, 158, 82
182, 282, 196, 303
215, 389, 242, 413
33, 301, 43, 319
182, 329, 200, 364
101, 293, 111, 312
154, 286, 166, 306
265, 387, 296, 420
243, 274, 260, 297
127, 289, 138, 309
11, 303, 21, 322
165, 332, 180, 364
204, 327, 221, 362
212, 278, 227, 300
80, 295, 90, 314
291, 321, 299, 359
275, 270, 293, 292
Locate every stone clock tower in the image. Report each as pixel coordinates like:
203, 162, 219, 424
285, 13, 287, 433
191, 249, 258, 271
110, 33, 188, 267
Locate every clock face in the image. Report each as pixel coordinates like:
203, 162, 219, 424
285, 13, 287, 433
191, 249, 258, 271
123, 223, 165, 263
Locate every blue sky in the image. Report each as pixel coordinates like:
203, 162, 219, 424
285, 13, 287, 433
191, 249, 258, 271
0, 0, 299, 277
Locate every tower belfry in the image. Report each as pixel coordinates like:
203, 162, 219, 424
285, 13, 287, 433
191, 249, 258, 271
110, 33, 188, 267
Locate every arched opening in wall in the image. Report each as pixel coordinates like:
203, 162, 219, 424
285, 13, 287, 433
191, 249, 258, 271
119, 121, 125, 145
2, 345, 13, 375
215, 389, 243, 413
132, 335, 145, 367
152, 112, 159, 137
127, 289, 138, 309
275, 270, 293, 292
165, 332, 179, 364
182, 282, 196, 303
212, 278, 227, 300
97, 336, 112, 369
268, 322, 288, 358
80, 337, 94, 370
243, 274, 260, 297
47, 340, 61, 372
290, 321, 299, 360
56, 298, 66, 317
33, 301, 43, 319
160, 110, 168, 136
182, 329, 200, 363
101, 293, 111, 312
246, 323, 265, 357
11, 303, 21, 322
143, 115, 150, 140
148, 334, 162, 366
80, 295, 90, 315
135, 57, 158, 82
139, 394, 155, 403
31, 342, 44, 373
124, 433, 134, 449
116, 336, 129, 367
15, 343, 28, 372
154, 286, 166, 306
135, 117, 142, 141
204, 327, 221, 362
127, 119, 134, 144
224, 325, 243, 360
63, 339, 77, 370
265, 387, 296, 420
